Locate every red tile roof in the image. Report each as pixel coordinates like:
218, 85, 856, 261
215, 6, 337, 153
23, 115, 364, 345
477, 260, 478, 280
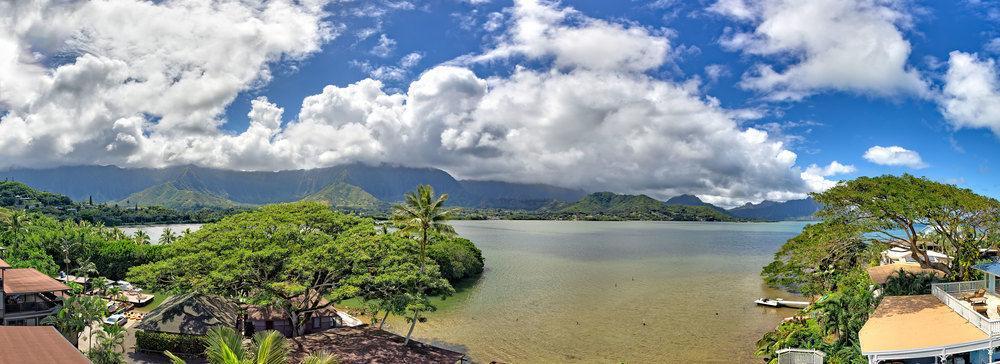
0, 326, 89, 364
3, 268, 71, 294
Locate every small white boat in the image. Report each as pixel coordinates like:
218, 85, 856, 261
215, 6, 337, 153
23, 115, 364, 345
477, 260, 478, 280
755, 298, 809, 309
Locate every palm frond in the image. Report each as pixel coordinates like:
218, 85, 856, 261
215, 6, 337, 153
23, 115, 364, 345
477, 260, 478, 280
252, 330, 289, 364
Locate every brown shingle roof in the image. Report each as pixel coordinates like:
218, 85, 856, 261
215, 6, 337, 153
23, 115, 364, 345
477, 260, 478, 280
3, 268, 71, 294
0, 326, 89, 364
0, 258, 10, 269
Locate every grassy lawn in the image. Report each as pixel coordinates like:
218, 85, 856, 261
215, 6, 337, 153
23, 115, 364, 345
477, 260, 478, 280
132, 292, 171, 313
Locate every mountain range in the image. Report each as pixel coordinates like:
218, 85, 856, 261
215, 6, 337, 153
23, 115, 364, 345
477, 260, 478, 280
0, 164, 820, 220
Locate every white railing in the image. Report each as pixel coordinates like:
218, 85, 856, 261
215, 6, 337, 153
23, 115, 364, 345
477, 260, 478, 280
931, 281, 1000, 336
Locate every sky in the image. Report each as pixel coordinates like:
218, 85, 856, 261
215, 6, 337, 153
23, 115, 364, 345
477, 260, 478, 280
2, 0, 1000, 207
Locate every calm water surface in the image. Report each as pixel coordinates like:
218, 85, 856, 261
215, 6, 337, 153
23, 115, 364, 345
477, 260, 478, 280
385, 220, 809, 363
132, 220, 808, 362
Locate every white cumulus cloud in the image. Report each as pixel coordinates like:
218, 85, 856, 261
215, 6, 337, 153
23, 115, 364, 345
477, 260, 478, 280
0, 0, 847, 206
863, 145, 927, 169
711, 0, 928, 100
939, 51, 1000, 136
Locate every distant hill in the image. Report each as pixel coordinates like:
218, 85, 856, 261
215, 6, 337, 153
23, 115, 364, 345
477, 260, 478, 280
664, 194, 728, 213
0, 181, 74, 208
458, 180, 586, 210
300, 182, 384, 210
552, 192, 736, 221
728, 197, 821, 221
120, 182, 244, 210
0, 164, 583, 210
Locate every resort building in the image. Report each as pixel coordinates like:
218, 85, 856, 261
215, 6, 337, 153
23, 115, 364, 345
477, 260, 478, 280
134, 293, 242, 355
0, 326, 89, 363
860, 263, 1000, 363
247, 299, 341, 337
0, 258, 72, 326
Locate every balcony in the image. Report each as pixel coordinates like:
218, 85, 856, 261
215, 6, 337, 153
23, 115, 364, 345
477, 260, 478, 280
931, 281, 1000, 335
4, 293, 62, 319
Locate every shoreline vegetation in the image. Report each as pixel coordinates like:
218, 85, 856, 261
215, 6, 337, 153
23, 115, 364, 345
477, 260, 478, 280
755, 174, 1000, 363
0, 183, 485, 364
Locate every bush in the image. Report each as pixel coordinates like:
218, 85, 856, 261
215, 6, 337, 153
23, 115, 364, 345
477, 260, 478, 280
135, 330, 205, 355
88, 241, 165, 281
427, 234, 484, 283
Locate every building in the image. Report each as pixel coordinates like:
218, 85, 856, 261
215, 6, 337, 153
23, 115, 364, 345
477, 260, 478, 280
134, 292, 242, 355
859, 263, 1000, 363
247, 299, 341, 337
0, 326, 89, 363
1, 258, 72, 325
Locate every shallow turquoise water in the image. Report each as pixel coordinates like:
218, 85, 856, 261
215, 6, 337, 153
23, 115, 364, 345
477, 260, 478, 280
384, 220, 810, 363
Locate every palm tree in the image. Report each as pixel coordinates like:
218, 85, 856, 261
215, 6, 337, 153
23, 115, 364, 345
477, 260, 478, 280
133, 230, 151, 245
164, 327, 336, 364
159, 228, 177, 245
390, 184, 455, 345
88, 325, 126, 364
0, 210, 29, 243
41, 295, 106, 348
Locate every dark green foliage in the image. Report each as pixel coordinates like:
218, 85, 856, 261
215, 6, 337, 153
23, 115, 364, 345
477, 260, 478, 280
761, 220, 874, 296
89, 241, 164, 281
135, 330, 206, 354
882, 270, 943, 296
0, 180, 238, 225
427, 233, 485, 282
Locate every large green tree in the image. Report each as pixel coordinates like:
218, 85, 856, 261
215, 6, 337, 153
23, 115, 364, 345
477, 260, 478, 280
129, 202, 370, 337
815, 174, 1000, 279
390, 185, 456, 345
762, 219, 873, 297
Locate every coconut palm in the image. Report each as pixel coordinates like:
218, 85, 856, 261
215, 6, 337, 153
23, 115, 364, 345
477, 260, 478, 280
0, 210, 30, 242
133, 230, 151, 245
88, 325, 126, 364
167, 327, 288, 364
159, 228, 177, 245
390, 184, 455, 345
41, 295, 106, 348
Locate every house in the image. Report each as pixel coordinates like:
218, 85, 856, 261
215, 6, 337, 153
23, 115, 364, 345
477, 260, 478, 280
288, 327, 468, 364
859, 263, 1000, 363
1, 258, 72, 325
134, 293, 241, 355
246, 298, 341, 337
0, 326, 89, 363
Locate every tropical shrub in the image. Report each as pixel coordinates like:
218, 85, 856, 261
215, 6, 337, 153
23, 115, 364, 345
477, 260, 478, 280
428, 233, 484, 282
135, 330, 206, 355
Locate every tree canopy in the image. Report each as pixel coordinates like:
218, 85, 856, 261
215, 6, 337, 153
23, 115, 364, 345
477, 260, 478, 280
815, 174, 1000, 279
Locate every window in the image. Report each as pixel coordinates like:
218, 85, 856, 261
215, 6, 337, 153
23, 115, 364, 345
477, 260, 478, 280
313, 317, 321, 329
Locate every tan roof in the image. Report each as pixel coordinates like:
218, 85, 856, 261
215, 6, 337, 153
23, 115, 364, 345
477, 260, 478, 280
3, 268, 71, 294
0, 326, 89, 364
860, 295, 988, 353
867, 263, 943, 285
0, 258, 10, 269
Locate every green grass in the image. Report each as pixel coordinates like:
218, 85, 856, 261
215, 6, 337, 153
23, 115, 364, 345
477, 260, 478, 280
132, 292, 171, 313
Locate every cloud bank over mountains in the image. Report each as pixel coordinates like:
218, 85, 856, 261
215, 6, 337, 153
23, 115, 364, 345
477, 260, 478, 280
3, 0, 996, 204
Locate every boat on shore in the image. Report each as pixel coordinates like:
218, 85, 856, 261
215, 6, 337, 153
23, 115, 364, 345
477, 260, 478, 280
755, 298, 809, 309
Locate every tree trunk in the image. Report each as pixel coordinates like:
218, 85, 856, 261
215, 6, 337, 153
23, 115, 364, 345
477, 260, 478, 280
379, 310, 390, 330
405, 229, 428, 346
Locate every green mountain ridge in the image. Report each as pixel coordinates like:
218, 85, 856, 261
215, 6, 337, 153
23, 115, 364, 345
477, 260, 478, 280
551, 192, 736, 221
121, 182, 245, 211
299, 182, 384, 209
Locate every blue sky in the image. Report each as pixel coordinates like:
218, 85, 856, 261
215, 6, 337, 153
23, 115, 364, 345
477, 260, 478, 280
3, 0, 1000, 205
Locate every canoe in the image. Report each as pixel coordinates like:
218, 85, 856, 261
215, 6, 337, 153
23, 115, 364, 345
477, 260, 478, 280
755, 298, 809, 309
